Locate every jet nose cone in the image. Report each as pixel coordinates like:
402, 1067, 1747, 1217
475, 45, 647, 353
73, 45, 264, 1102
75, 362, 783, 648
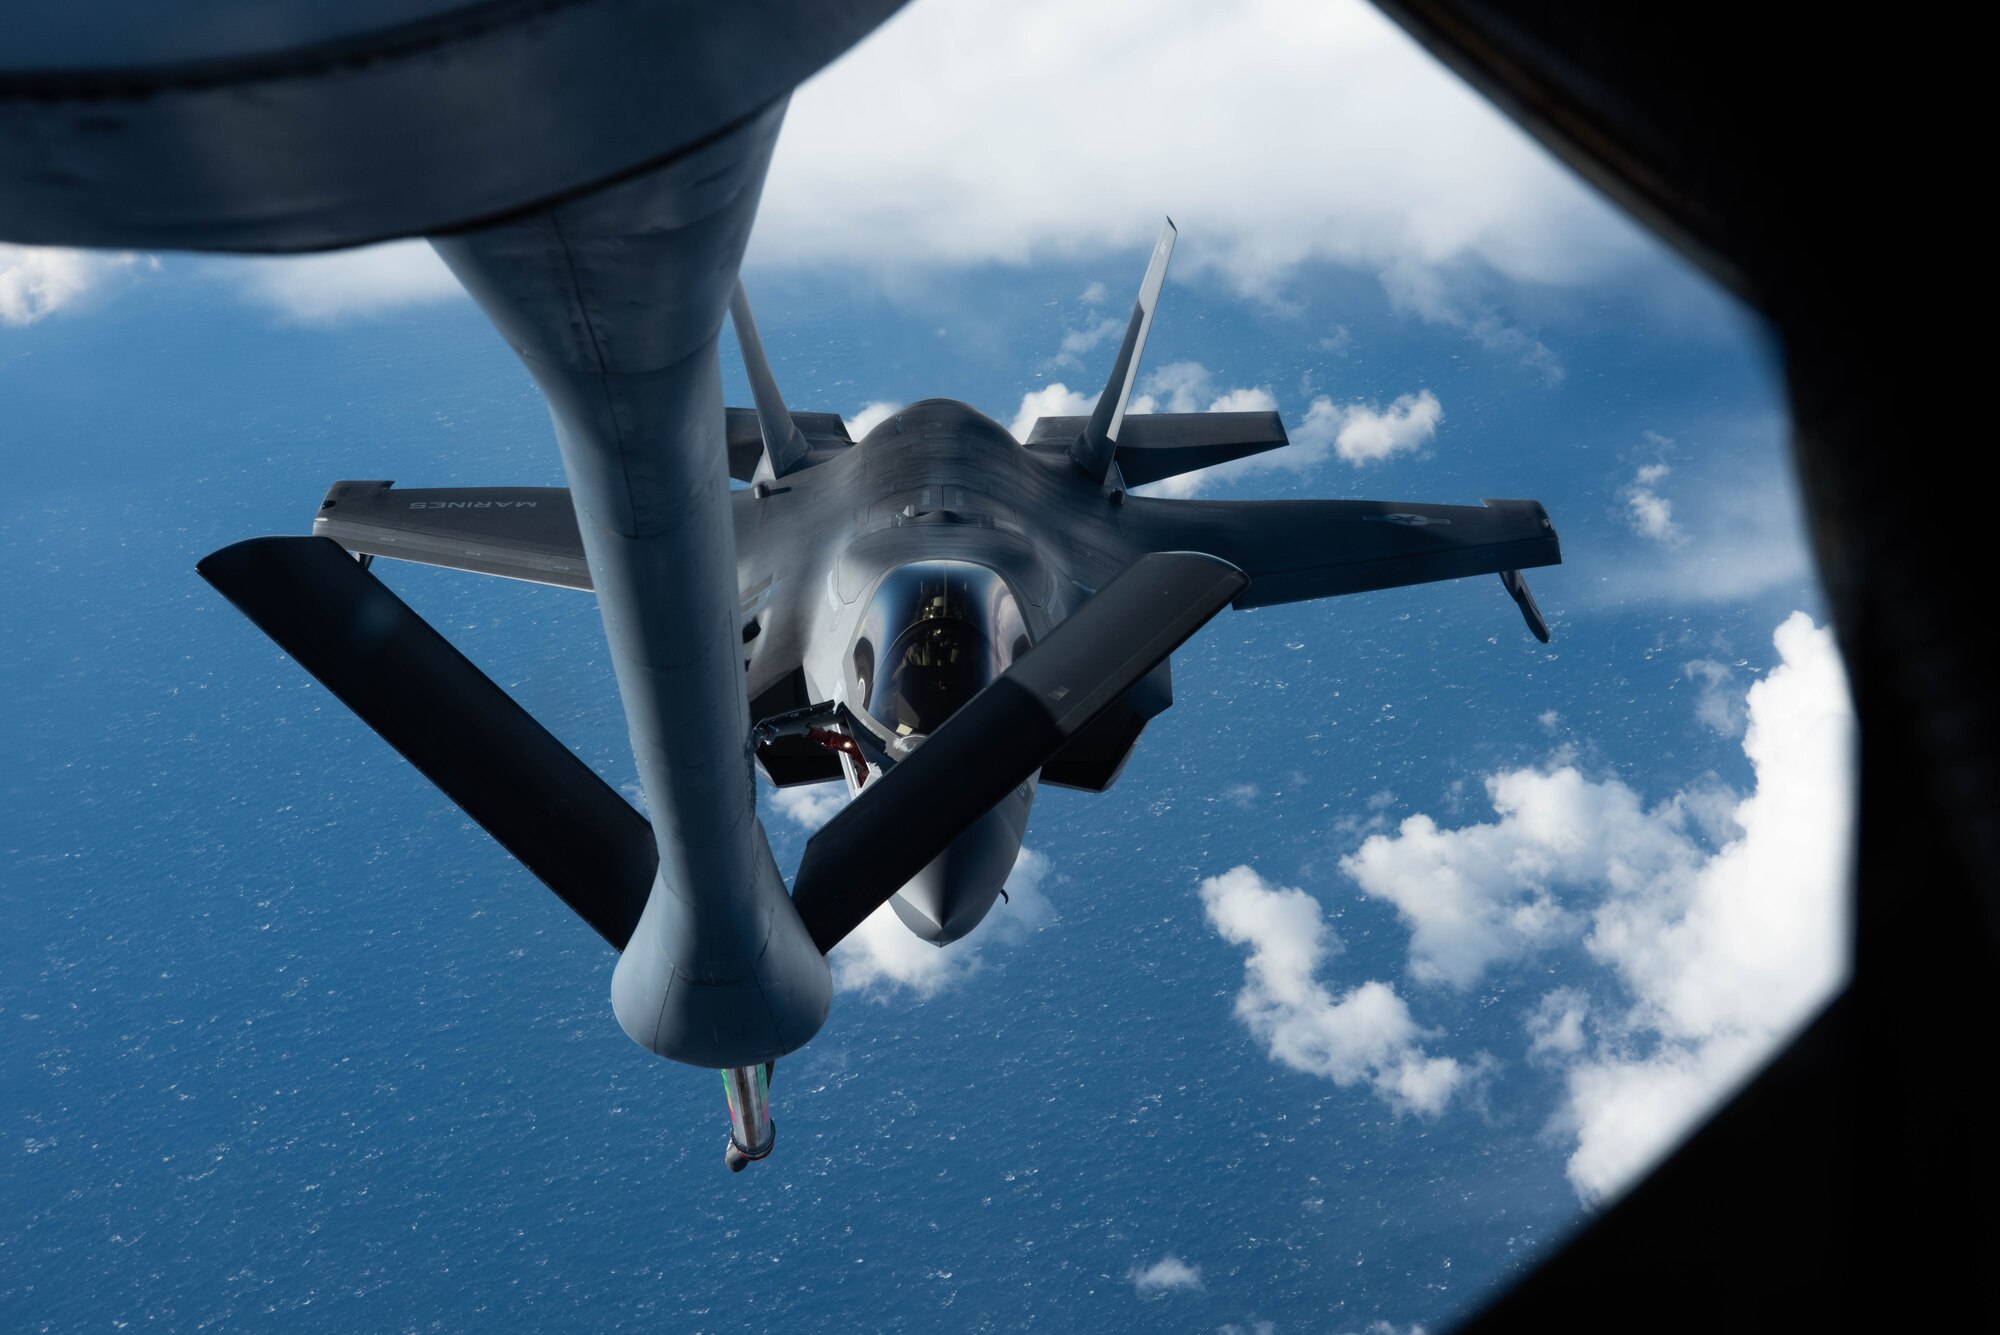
888, 789, 1032, 945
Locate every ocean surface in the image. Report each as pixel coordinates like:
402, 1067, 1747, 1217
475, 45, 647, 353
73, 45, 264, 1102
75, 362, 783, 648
2, 252, 1814, 1331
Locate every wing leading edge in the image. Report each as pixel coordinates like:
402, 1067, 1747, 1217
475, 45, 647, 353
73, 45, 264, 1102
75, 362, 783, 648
1124, 495, 1560, 609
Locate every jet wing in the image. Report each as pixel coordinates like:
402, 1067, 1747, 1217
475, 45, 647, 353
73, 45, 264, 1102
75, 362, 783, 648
312, 413, 852, 579
313, 480, 592, 589
1124, 496, 1560, 609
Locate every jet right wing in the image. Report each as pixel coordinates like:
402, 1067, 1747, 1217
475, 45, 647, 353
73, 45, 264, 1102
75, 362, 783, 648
1123, 496, 1560, 609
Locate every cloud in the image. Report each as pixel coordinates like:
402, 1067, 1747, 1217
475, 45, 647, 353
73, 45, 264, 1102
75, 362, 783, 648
1130, 1256, 1203, 1295
1050, 315, 1126, 369
1130, 361, 1275, 416
770, 782, 851, 831
1380, 259, 1566, 383
1526, 988, 1591, 1064
1341, 766, 1671, 990
1201, 866, 1471, 1116
844, 400, 900, 440
1597, 421, 1813, 606
1622, 461, 1685, 545
223, 240, 466, 322
1130, 384, 1442, 498
1, 246, 139, 326
768, 0, 1643, 297
1297, 390, 1443, 466
1080, 280, 1108, 305
1008, 383, 1096, 441
1339, 613, 1853, 1201
1682, 658, 1745, 736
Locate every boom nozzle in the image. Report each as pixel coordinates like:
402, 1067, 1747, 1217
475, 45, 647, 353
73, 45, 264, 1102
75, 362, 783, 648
722, 1063, 776, 1172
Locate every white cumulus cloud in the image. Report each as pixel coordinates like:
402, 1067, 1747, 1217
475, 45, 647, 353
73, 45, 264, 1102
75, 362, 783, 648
769, 782, 851, 831
1682, 658, 1745, 736
844, 400, 901, 440
1, 246, 139, 326
1622, 461, 1684, 545
1130, 1255, 1203, 1295
223, 240, 467, 323
1342, 766, 1676, 990
1526, 987, 1591, 1064
1201, 865, 1471, 1116
769, 0, 1643, 296
1339, 613, 1853, 1202
1008, 383, 1096, 441
1296, 390, 1444, 466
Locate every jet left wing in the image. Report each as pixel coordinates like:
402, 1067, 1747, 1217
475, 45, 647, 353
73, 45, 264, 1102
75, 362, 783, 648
1123, 496, 1560, 610
313, 480, 592, 589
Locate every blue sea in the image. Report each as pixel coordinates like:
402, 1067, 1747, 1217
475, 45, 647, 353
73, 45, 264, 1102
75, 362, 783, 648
2, 250, 1808, 1331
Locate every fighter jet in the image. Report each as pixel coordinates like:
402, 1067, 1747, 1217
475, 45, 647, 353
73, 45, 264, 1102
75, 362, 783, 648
197, 218, 1559, 1168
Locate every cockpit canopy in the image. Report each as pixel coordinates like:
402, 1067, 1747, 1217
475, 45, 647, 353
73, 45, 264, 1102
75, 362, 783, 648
851, 561, 1029, 739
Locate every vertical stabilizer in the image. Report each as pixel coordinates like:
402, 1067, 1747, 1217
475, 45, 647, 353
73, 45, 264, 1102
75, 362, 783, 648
730, 281, 811, 480
1069, 219, 1177, 483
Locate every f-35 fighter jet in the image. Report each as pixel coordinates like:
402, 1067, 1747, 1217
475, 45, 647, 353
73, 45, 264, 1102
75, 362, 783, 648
199, 218, 1558, 1169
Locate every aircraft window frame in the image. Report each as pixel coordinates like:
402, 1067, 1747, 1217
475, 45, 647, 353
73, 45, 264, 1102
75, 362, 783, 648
849, 561, 1029, 739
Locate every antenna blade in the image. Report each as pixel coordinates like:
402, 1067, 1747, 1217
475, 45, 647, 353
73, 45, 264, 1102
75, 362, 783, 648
1070, 218, 1177, 482
729, 280, 810, 479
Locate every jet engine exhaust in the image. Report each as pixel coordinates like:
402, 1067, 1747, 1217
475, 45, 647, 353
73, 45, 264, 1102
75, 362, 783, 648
722, 1063, 775, 1172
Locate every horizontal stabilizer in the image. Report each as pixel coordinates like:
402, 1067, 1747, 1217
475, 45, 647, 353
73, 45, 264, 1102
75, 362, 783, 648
197, 536, 658, 949
725, 409, 852, 482
314, 480, 591, 589
1124, 495, 1560, 612
790, 551, 1246, 952
1024, 411, 1289, 488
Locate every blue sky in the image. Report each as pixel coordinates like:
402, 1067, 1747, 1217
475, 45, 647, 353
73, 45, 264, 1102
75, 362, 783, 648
2, 3, 1852, 1330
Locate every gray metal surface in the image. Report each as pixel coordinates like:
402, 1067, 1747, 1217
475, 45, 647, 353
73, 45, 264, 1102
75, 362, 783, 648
431, 102, 829, 1069
0, 1, 908, 251
730, 284, 813, 481
1070, 220, 1177, 482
